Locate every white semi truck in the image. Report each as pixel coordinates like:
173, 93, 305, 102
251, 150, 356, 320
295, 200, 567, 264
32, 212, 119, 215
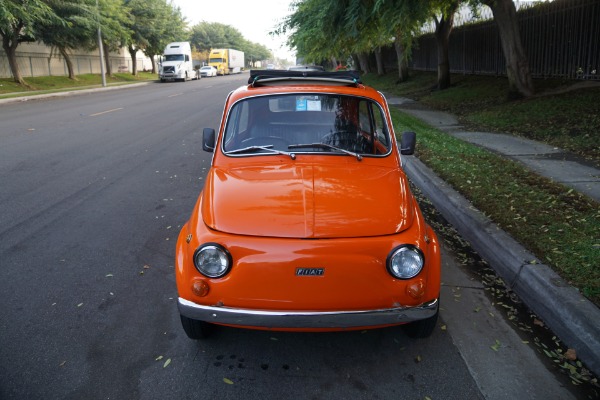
159, 42, 198, 82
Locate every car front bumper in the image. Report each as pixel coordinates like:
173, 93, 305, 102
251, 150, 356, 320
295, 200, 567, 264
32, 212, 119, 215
178, 297, 438, 329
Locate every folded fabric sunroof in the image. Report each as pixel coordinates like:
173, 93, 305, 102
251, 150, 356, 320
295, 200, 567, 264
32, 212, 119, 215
248, 70, 362, 87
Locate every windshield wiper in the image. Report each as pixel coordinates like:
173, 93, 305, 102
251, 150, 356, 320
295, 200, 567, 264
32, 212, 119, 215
226, 145, 296, 160
288, 143, 362, 161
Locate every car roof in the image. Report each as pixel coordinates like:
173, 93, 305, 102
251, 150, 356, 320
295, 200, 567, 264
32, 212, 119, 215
225, 70, 384, 105
248, 70, 361, 87
287, 65, 325, 71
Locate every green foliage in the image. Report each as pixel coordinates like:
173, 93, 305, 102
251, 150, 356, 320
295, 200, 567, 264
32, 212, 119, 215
276, 0, 434, 65
188, 21, 271, 65
36, 0, 96, 54
142, 1, 186, 62
189, 22, 244, 51
0, 0, 60, 45
97, 0, 131, 53
0, 0, 63, 82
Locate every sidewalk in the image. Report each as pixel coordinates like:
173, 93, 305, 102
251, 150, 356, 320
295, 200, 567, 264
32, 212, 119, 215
386, 94, 600, 376
387, 96, 600, 203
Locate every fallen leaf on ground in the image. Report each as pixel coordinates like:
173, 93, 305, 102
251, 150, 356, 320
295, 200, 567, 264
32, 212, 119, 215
491, 339, 501, 351
223, 378, 234, 385
163, 358, 171, 368
155, 356, 163, 361
565, 348, 577, 361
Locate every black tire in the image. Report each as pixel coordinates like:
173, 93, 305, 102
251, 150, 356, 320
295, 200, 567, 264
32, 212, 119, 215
402, 306, 439, 339
180, 315, 213, 340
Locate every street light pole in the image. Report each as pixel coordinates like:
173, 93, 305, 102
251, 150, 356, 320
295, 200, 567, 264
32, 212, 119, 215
96, 0, 106, 87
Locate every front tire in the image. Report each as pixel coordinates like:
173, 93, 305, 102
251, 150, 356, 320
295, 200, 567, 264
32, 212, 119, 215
402, 304, 439, 338
180, 315, 213, 339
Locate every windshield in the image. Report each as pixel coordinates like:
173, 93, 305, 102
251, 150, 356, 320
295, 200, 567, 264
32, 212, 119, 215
222, 94, 392, 157
209, 57, 224, 63
164, 54, 184, 61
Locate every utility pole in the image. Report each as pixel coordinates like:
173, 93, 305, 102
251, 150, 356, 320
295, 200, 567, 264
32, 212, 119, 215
96, 0, 106, 87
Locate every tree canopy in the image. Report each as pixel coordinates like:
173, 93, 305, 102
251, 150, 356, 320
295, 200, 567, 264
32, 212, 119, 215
0, 0, 61, 84
277, 0, 535, 98
189, 21, 271, 67
0, 0, 272, 84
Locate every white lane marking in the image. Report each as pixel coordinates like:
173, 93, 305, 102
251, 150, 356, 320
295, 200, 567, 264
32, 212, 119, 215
89, 107, 124, 117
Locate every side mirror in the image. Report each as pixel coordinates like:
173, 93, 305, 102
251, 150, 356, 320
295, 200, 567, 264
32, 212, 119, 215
400, 131, 416, 155
203, 128, 215, 152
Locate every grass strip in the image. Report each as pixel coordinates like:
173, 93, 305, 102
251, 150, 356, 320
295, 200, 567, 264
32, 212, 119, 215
0, 72, 157, 96
390, 108, 600, 304
364, 71, 600, 164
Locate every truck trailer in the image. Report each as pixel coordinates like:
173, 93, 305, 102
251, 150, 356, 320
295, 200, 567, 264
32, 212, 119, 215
209, 49, 244, 75
159, 42, 198, 82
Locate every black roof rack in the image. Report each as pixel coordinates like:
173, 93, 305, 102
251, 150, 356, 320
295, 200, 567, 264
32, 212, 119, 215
248, 70, 362, 87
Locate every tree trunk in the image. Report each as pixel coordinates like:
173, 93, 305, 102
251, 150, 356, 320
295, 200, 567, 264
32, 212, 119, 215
434, 4, 457, 90
149, 54, 157, 74
351, 54, 360, 71
59, 47, 76, 80
358, 52, 370, 74
331, 56, 338, 70
103, 41, 112, 76
2, 25, 27, 86
394, 35, 409, 83
374, 47, 385, 76
128, 45, 138, 76
483, 0, 534, 98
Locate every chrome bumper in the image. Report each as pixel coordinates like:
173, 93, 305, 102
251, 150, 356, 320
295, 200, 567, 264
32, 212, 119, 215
178, 298, 438, 329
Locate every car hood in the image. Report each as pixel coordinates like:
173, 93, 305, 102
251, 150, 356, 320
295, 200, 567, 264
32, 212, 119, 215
201, 163, 415, 238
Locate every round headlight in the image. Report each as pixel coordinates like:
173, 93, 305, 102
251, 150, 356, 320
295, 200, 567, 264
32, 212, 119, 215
387, 245, 424, 279
193, 244, 232, 278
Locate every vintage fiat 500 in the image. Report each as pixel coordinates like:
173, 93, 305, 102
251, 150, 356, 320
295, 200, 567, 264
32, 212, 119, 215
176, 70, 441, 339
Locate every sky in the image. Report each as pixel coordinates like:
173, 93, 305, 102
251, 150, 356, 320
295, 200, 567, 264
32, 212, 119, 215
170, 0, 296, 61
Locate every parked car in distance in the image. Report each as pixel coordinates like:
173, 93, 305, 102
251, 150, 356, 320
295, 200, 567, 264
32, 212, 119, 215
176, 69, 441, 340
266, 63, 275, 70
199, 65, 217, 77
287, 65, 325, 71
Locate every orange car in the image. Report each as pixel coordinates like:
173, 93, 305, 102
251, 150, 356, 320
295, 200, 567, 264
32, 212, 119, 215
176, 70, 441, 339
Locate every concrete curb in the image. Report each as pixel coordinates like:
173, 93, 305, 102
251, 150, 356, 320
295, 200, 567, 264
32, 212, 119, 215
403, 155, 600, 376
0, 80, 156, 105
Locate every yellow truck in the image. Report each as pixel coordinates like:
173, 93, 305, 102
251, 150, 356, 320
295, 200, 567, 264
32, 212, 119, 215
208, 48, 244, 75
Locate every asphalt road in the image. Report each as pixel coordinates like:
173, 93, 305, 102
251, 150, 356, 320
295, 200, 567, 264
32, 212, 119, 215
0, 74, 582, 400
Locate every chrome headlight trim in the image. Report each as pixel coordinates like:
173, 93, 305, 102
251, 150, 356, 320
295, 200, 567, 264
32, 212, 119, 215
386, 245, 424, 279
193, 243, 232, 278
